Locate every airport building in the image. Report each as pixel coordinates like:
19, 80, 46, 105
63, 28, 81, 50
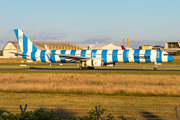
139, 41, 180, 55
139, 45, 153, 50
139, 45, 164, 50
165, 41, 180, 49
164, 41, 180, 55
152, 45, 164, 50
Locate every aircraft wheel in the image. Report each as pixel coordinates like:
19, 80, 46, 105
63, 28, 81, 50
153, 67, 157, 70
91, 67, 94, 69
82, 67, 86, 70
87, 67, 94, 70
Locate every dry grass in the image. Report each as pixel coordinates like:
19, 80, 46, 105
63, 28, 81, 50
0, 58, 25, 63
0, 73, 180, 95
174, 56, 180, 61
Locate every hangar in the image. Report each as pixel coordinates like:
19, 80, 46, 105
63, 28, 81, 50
77, 42, 122, 50
2, 41, 122, 57
3, 41, 20, 57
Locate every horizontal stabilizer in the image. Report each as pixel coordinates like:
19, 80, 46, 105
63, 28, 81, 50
9, 52, 29, 57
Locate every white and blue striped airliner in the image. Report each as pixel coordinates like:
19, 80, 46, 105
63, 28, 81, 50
14, 29, 174, 70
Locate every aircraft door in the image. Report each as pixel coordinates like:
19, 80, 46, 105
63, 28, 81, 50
156, 50, 162, 63
156, 51, 159, 58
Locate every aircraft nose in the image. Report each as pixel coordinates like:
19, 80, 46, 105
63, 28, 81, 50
168, 55, 174, 62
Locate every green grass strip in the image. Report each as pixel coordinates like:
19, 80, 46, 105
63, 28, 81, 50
0, 89, 180, 97
0, 70, 179, 75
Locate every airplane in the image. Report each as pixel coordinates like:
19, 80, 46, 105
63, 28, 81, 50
13, 29, 174, 70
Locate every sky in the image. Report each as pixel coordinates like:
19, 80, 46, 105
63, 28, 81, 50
0, 0, 180, 49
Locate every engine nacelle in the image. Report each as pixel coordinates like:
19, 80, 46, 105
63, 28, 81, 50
86, 58, 103, 67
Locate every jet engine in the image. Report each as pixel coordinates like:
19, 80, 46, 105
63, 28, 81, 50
86, 58, 103, 67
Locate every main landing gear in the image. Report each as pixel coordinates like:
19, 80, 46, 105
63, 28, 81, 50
79, 62, 94, 70
87, 67, 94, 70
79, 67, 86, 70
153, 67, 157, 70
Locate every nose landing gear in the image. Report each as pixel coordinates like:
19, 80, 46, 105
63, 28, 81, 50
153, 62, 162, 70
153, 62, 158, 70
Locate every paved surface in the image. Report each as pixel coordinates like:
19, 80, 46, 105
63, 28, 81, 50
0, 68, 180, 72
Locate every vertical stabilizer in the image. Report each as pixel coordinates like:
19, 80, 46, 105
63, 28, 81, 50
14, 29, 38, 52
121, 45, 126, 50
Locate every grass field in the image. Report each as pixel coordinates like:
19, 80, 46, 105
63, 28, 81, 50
0, 73, 179, 119
0, 92, 179, 119
0, 57, 180, 119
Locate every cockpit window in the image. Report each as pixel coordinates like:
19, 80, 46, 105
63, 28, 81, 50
164, 54, 168, 56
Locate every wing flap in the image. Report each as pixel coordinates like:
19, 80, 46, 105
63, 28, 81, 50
56, 53, 91, 61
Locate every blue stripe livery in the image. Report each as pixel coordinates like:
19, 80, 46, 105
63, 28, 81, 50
60, 50, 66, 63
14, 30, 19, 42
123, 50, 129, 62
91, 50, 97, 58
134, 50, 140, 63
145, 50, 151, 62
32, 44, 37, 52
40, 50, 46, 62
112, 50, 118, 62
70, 50, 76, 56
31, 52, 36, 61
81, 50, 86, 57
168, 55, 174, 62
23, 34, 28, 52
50, 50, 56, 63
102, 50, 108, 63
22, 52, 27, 59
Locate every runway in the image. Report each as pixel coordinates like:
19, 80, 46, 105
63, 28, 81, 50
0, 68, 179, 72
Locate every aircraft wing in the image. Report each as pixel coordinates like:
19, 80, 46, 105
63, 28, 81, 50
45, 44, 91, 62
52, 53, 91, 61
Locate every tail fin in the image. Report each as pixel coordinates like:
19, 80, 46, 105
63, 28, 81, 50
14, 29, 38, 52
121, 45, 126, 50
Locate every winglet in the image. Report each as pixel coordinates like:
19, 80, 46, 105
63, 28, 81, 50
45, 44, 48, 50
44, 44, 51, 54
121, 45, 126, 50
